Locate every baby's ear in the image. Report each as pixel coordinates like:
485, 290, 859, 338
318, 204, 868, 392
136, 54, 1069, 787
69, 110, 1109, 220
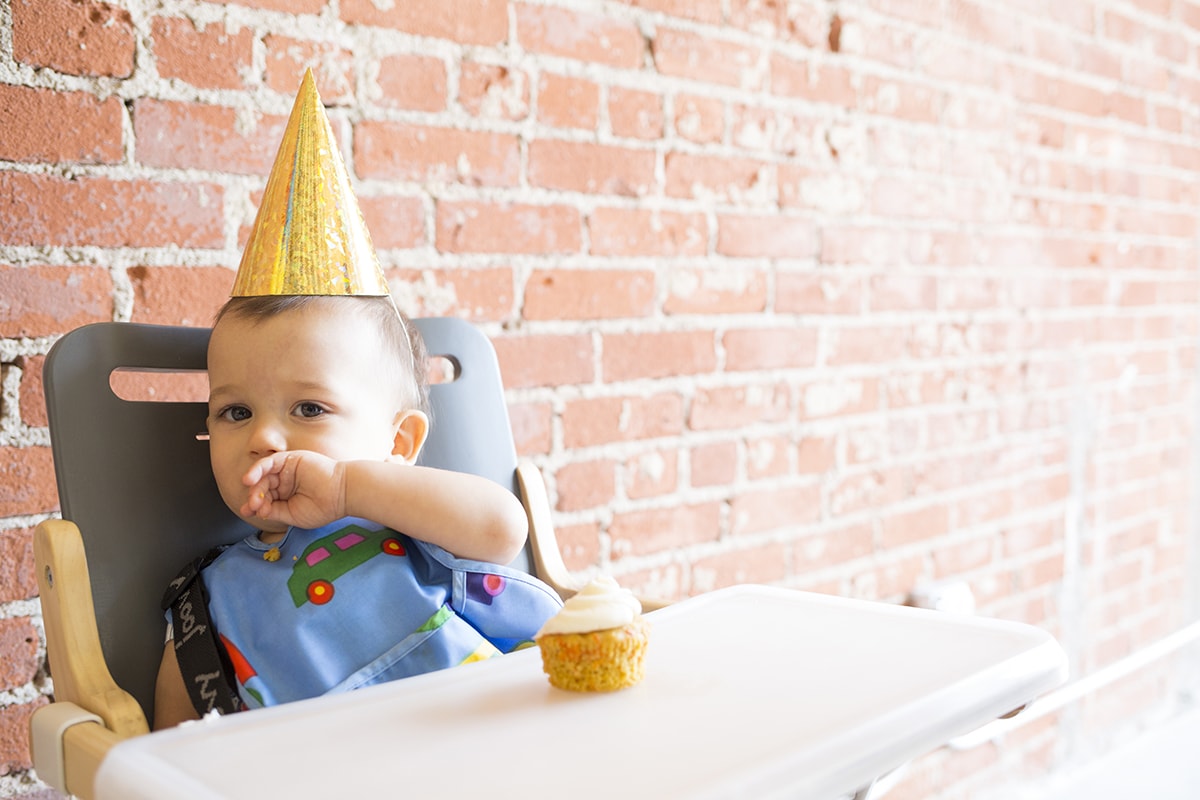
390, 410, 428, 464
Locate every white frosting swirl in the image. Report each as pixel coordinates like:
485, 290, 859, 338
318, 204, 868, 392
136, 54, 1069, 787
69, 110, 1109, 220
537, 576, 641, 635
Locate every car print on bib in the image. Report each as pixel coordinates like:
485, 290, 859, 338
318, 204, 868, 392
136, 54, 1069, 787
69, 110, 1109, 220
287, 523, 406, 607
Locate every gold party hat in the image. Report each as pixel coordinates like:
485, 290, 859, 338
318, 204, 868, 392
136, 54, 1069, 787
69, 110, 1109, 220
231, 69, 389, 297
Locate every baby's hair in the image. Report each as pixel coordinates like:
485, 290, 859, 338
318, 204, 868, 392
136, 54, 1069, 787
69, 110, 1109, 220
213, 295, 430, 415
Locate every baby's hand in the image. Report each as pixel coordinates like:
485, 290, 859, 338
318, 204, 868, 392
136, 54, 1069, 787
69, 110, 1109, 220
241, 451, 346, 530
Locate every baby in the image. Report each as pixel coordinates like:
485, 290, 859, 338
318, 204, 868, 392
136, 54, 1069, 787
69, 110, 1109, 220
153, 296, 560, 728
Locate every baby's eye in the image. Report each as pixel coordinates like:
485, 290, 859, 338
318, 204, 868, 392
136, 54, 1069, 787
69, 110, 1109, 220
295, 402, 326, 418
218, 405, 251, 422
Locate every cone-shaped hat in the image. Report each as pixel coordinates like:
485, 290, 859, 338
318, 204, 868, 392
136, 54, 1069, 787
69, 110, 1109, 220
231, 69, 388, 297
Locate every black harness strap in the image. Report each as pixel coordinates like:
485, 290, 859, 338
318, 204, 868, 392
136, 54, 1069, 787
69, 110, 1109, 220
162, 547, 245, 717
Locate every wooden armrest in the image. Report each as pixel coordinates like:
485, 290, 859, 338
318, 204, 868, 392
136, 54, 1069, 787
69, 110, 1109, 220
34, 519, 149, 738
515, 461, 671, 611
516, 461, 581, 601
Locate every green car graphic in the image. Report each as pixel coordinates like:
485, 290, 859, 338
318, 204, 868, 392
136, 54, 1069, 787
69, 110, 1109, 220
287, 524, 406, 607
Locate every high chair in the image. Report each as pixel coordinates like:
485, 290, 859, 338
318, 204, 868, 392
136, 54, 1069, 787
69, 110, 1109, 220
29, 317, 588, 799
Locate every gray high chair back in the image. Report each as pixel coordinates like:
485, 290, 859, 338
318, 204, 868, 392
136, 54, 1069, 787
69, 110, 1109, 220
30, 317, 581, 799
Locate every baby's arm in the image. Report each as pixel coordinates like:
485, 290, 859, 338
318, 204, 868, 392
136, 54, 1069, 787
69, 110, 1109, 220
242, 453, 528, 564
153, 640, 200, 729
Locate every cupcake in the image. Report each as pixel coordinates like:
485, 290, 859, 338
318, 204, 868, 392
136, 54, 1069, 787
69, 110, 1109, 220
535, 576, 649, 692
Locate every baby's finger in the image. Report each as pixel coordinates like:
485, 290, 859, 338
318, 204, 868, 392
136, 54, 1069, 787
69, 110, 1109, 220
242, 452, 288, 487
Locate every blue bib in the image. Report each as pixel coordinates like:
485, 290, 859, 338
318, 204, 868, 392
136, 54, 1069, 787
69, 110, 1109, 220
201, 517, 562, 708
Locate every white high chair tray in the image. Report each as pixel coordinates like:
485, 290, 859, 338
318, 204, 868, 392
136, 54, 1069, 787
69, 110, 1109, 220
95, 585, 1066, 799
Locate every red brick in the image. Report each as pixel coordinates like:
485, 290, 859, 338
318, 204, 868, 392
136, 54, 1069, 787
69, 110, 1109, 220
618, 563, 685, 602
561, 394, 685, 448
0, 447, 58, 517
135, 99, 287, 175
795, 523, 873, 571
264, 36, 355, 104
664, 152, 770, 203
12, 0, 135, 77
0, 85, 123, 164
820, 225, 911, 266
723, 328, 819, 371
17, 355, 48, 428
538, 73, 601, 131
663, 267, 769, 315
515, 4, 645, 68
652, 28, 768, 90
777, 271, 863, 315
152, 17, 254, 90
624, 0, 723, 25
355, 122, 520, 186
608, 87, 664, 140
524, 269, 655, 320
829, 467, 909, 519
210, 0, 325, 10
779, 165, 867, 213
940, 275, 1006, 312
0, 698, 47, 775
602, 330, 717, 381
358, 195, 426, 250
609, 502, 722, 558
554, 460, 616, 511
933, 536, 995, 577
458, 62, 530, 120
690, 441, 738, 487
436, 201, 581, 255
771, 53, 856, 107
717, 214, 817, 259
623, 450, 678, 499
880, 504, 951, 548
801, 377, 879, 419
746, 434, 791, 479
868, 274, 938, 312
588, 208, 707, 257
127, 266, 232, 327
690, 383, 792, 430
825, 325, 909, 366
674, 94, 724, 143
728, 0, 828, 47
860, 75, 941, 122
0, 619, 39, 691
863, 0, 946, 27
528, 140, 656, 197
340, 0, 507, 45
729, 104, 806, 154
492, 334, 595, 389
0, 173, 224, 249
389, 267, 515, 321
690, 541, 791, 589
0, 265, 114, 338
870, 175, 946, 220
373, 53, 448, 112
865, 555, 934, 602
797, 434, 837, 473
0, 529, 38, 603
508, 402, 552, 456
555, 521, 602, 571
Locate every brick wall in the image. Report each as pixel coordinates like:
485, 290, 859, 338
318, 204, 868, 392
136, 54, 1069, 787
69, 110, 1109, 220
2, 0, 1199, 797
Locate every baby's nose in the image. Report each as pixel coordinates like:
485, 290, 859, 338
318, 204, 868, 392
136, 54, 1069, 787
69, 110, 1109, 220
248, 419, 286, 456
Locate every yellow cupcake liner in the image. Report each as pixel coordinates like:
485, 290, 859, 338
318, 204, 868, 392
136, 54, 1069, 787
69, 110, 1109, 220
536, 617, 650, 692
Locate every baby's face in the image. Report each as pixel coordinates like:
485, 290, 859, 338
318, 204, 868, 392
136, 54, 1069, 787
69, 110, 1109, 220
206, 302, 406, 530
